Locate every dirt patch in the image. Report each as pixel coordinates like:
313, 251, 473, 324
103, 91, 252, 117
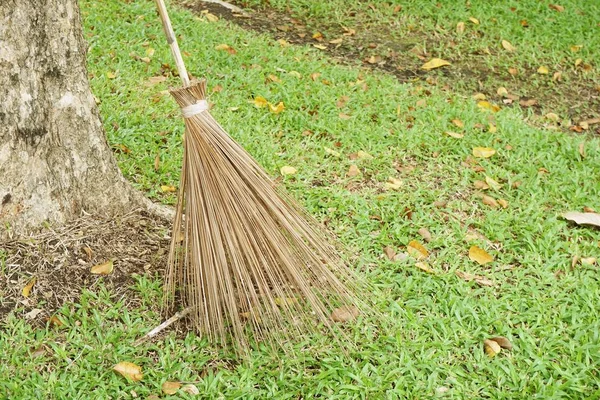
178, 0, 599, 134
0, 210, 171, 325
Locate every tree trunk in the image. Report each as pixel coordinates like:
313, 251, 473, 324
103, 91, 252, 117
0, 0, 163, 236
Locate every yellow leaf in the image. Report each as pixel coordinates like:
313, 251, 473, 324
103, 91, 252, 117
415, 262, 434, 274
472, 147, 496, 158
473, 93, 486, 100
329, 38, 343, 44
473, 180, 489, 190
445, 131, 464, 138
421, 58, 451, 71
268, 101, 285, 114
469, 17, 480, 25
145, 47, 155, 57
90, 260, 114, 275
545, 112, 559, 122
469, 245, 494, 265
385, 177, 402, 190
106, 72, 117, 79
313, 44, 327, 50
357, 150, 373, 159
324, 147, 341, 157
161, 185, 177, 193
288, 71, 302, 78
331, 305, 359, 322
482, 195, 499, 208
488, 124, 497, 133
485, 176, 502, 191
581, 257, 597, 266
537, 66, 549, 74
280, 166, 297, 176
456, 21, 465, 33
277, 39, 290, 47
22, 277, 36, 298
477, 101, 501, 112
347, 164, 360, 177
496, 87, 508, 96
501, 40, 515, 52
498, 198, 509, 208
162, 381, 181, 395
204, 12, 219, 22
251, 96, 268, 108
274, 297, 298, 307
570, 44, 583, 52
113, 361, 143, 381
484, 339, 501, 357
452, 119, 464, 128
407, 240, 429, 260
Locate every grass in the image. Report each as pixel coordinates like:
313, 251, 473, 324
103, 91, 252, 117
1, 0, 600, 398
238, 0, 600, 122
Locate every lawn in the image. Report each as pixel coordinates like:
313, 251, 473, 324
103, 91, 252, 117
1, 0, 599, 398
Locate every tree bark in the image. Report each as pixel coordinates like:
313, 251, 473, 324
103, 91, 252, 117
0, 0, 167, 237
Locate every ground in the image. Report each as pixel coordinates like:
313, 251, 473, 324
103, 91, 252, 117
1, 0, 599, 398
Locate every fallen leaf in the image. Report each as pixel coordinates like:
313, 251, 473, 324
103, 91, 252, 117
22, 277, 36, 298
146, 47, 155, 57
204, 12, 219, 22
161, 185, 176, 193
252, 96, 268, 108
489, 336, 513, 350
421, 58, 451, 71
339, 113, 351, 120
552, 71, 562, 81
501, 40, 516, 52
154, 153, 160, 172
485, 176, 502, 191
106, 71, 117, 79
473, 147, 496, 158
477, 101, 501, 112
508, 67, 518, 76
469, 17, 480, 25
484, 339, 501, 357
445, 131, 464, 138
329, 38, 343, 44
537, 66, 549, 74
274, 297, 298, 307
498, 198, 509, 209
162, 381, 181, 395
519, 98, 537, 107
415, 262, 434, 274
581, 257, 597, 266
407, 240, 429, 260
268, 102, 285, 114
549, 4, 564, 12
545, 112, 560, 122
280, 166, 297, 176
578, 142, 585, 158
91, 260, 114, 275
367, 55, 382, 64
562, 212, 600, 228
469, 245, 494, 265
474, 180, 489, 190
456, 21, 465, 33
147, 76, 167, 85
357, 150, 373, 160
324, 147, 341, 157
214, 44, 236, 55
455, 270, 494, 287
182, 384, 200, 395
482, 195, 499, 208
488, 124, 497, 133
385, 177, 402, 190
497, 87, 508, 96
452, 119, 464, 128
48, 315, 63, 327
25, 308, 43, 320
383, 246, 396, 261
312, 31, 323, 41
331, 305, 359, 322
418, 228, 432, 242
277, 39, 290, 47
313, 44, 327, 50
347, 164, 360, 177
113, 361, 143, 381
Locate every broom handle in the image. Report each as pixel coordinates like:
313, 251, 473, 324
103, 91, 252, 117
154, 0, 190, 87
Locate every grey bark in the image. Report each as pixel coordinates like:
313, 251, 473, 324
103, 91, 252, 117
0, 0, 171, 237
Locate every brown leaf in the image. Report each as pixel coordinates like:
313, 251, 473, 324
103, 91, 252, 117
484, 339, 502, 357
485, 176, 502, 191
331, 305, 359, 322
407, 240, 429, 260
482, 195, 498, 208
455, 270, 494, 287
383, 246, 396, 261
469, 245, 494, 265
456, 21, 465, 33
578, 142, 585, 158
22, 277, 36, 298
581, 257, 597, 266
90, 260, 114, 275
418, 228, 432, 242
508, 67, 518, 76
519, 98, 537, 107
147, 76, 167, 85
489, 336, 513, 350
154, 153, 160, 171
339, 113, 351, 120
498, 198, 509, 209
501, 40, 516, 52
48, 315, 63, 327
549, 4, 564, 12
162, 381, 181, 395
562, 212, 600, 228
452, 119, 464, 128
474, 180, 490, 190
113, 361, 143, 381
347, 164, 360, 177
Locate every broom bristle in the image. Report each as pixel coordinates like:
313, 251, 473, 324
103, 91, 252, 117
163, 80, 365, 351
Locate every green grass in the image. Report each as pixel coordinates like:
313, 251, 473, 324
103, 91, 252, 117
2, 0, 600, 398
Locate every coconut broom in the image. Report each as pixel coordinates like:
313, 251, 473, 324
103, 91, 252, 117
154, 0, 365, 351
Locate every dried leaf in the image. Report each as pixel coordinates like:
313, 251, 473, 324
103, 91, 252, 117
473, 147, 496, 158
452, 119, 464, 128
545, 112, 560, 122
280, 166, 297, 176
357, 150, 373, 160
113, 361, 143, 381
473, 180, 489, 190
456, 21, 465, 33
469, 245, 494, 265
268, 102, 285, 114
204, 12, 219, 22
578, 142, 585, 158
549, 4, 564, 12
146, 47, 155, 57
161, 185, 176, 193
445, 131, 464, 139
48, 315, 63, 327
106, 71, 117, 79
313, 44, 327, 50
562, 212, 600, 228
277, 39, 290, 47
407, 240, 429, 260
331, 305, 359, 322
469, 17, 480, 25
385, 177, 402, 190
91, 260, 114, 275
162, 381, 181, 395
473, 92, 487, 100
274, 297, 298, 307
383, 246, 396, 261
324, 147, 341, 157
485, 176, 502, 191
421, 58, 451, 71
501, 40, 516, 52
147, 76, 167, 85
537, 66, 549, 74
25, 308, 43, 320
496, 87, 508, 96
482, 195, 499, 208
581, 257, 597, 266
22, 277, 36, 298
498, 198, 509, 209
477, 101, 501, 112
418, 228, 432, 242
484, 339, 502, 357
347, 164, 360, 177
182, 384, 200, 395
339, 113, 351, 120
251, 96, 268, 108
489, 336, 513, 350
154, 153, 160, 172
415, 262, 434, 273
455, 270, 494, 287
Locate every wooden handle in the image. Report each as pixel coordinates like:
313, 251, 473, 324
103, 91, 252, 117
154, 0, 190, 87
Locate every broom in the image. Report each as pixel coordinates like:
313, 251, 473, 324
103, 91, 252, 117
154, 0, 365, 351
